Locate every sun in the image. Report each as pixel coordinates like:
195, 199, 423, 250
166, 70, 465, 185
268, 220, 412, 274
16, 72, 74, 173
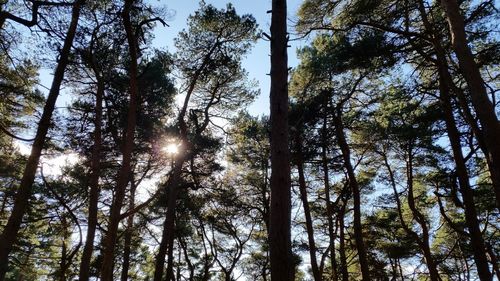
163, 143, 179, 154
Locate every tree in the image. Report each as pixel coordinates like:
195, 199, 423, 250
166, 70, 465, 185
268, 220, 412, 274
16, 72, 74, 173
269, 0, 293, 280
152, 4, 258, 280
0, 0, 84, 278
439, 0, 500, 208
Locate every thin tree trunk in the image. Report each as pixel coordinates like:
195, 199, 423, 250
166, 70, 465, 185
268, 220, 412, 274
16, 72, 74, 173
381, 150, 440, 281
486, 243, 500, 280
295, 133, 321, 281
78, 58, 104, 281
0, 4, 4, 29
269, 0, 293, 280
153, 157, 184, 281
176, 241, 182, 281
452, 83, 500, 193
152, 19, 217, 280
321, 107, 338, 281
332, 107, 371, 281
440, 0, 500, 208
397, 259, 404, 280
338, 202, 349, 281
99, 0, 139, 279
59, 218, 68, 281
120, 179, 136, 281
389, 258, 397, 281
0, 1, 83, 278
179, 237, 195, 281
152, 31, 218, 280
406, 149, 441, 281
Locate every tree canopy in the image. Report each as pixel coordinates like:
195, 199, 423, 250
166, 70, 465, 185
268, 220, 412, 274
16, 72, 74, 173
0, 0, 498, 280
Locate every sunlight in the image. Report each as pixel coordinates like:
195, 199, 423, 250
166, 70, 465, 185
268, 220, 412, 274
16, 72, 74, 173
163, 142, 179, 155
42, 153, 80, 177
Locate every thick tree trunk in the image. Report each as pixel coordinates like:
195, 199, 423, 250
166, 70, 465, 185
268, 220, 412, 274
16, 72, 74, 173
295, 133, 321, 281
437, 57, 493, 281
440, 0, 500, 208
0, 1, 83, 279
332, 107, 371, 281
269, 0, 293, 280
99, 1, 139, 279
415, 3, 494, 277
78, 62, 104, 281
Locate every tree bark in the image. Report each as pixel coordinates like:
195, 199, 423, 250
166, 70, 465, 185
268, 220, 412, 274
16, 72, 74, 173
382, 150, 440, 281
58, 218, 68, 281
417, 2, 493, 276
405, 149, 441, 281
332, 107, 371, 281
0, 1, 84, 278
436, 52, 493, 281
120, 179, 137, 281
99, 0, 139, 279
269, 0, 293, 280
321, 106, 338, 281
338, 202, 349, 281
440, 0, 500, 208
78, 56, 104, 281
486, 243, 500, 281
295, 133, 321, 281
153, 157, 184, 281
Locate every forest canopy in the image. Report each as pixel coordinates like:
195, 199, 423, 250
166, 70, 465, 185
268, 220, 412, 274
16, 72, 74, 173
0, 0, 499, 280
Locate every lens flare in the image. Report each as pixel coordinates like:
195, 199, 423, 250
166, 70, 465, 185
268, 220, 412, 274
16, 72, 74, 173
163, 143, 179, 154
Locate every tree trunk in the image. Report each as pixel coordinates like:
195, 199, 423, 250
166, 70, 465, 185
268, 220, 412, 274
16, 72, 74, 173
321, 108, 338, 281
179, 237, 195, 281
269, 0, 293, 280
0, 5, 4, 29
405, 149, 441, 281
153, 156, 184, 281
59, 218, 68, 281
437, 56, 493, 281
486, 243, 500, 281
332, 107, 371, 281
78, 59, 104, 281
415, 3, 494, 278
99, 0, 139, 279
338, 202, 349, 281
120, 179, 136, 281
440, 0, 500, 208
382, 150, 441, 281
0, 1, 83, 279
295, 133, 321, 281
